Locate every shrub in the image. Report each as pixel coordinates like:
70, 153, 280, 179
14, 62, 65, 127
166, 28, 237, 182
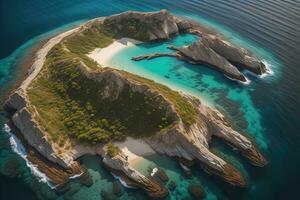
106, 143, 120, 158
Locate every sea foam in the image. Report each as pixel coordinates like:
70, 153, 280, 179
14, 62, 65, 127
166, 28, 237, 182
111, 173, 136, 188
3, 124, 55, 189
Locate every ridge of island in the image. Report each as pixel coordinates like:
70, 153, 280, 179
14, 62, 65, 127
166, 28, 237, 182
5, 10, 267, 199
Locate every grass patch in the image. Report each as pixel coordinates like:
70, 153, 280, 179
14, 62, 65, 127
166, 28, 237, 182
120, 71, 198, 126
64, 27, 113, 55
106, 143, 120, 158
100, 18, 151, 41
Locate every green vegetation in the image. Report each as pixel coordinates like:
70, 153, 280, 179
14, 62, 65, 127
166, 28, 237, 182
27, 18, 198, 145
64, 27, 113, 55
62, 26, 113, 70
100, 18, 151, 41
120, 71, 198, 126
106, 143, 120, 158
28, 44, 174, 144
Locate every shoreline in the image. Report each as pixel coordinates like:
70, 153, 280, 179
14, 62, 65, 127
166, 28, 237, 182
19, 27, 80, 91
0, 38, 50, 110
113, 137, 156, 166
3, 10, 267, 195
87, 37, 215, 107
88, 38, 141, 66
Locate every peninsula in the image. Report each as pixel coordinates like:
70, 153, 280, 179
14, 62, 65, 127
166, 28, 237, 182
5, 10, 267, 199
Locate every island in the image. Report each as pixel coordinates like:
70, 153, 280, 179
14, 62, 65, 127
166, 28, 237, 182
4, 10, 267, 199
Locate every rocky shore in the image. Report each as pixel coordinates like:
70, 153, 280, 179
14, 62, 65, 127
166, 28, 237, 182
123, 10, 267, 82
4, 9, 267, 199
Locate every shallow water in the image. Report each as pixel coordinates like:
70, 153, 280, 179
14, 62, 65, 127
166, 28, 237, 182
1, 0, 300, 200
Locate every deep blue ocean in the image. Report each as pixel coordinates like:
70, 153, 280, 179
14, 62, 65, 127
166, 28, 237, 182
1, 0, 300, 199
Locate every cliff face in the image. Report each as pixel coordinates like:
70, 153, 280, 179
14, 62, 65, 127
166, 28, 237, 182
201, 35, 266, 74
101, 9, 180, 41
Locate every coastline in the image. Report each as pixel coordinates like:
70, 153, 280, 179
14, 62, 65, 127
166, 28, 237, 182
87, 37, 216, 107
0, 38, 50, 110
87, 38, 141, 66
19, 27, 80, 91
3, 10, 268, 198
113, 137, 156, 166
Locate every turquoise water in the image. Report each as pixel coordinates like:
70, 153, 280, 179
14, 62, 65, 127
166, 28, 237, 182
107, 30, 274, 149
1, 0, 300, 200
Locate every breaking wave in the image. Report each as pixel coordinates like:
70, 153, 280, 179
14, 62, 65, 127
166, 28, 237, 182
3, 124, 55, 189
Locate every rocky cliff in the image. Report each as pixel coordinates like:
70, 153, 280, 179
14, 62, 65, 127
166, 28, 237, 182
169, 43, 247, 82
201, 35, 266, 75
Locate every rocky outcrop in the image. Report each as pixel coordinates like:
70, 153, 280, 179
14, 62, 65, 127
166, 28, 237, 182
7, 120, 83, 192
131, 35, 266, 82
108, 10, 267, 82
201, 35, 266, 74
132, 53, 177, 61
170, 43, 247, 82
145, 95, 266, 187
102, 9, 180, 41
188, 184, 205, 199
102, 151, 168, 199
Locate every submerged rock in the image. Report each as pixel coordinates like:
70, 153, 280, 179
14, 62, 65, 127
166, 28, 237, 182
101, 190, 114, 200
79, 167, 93, 187
188, 184, 205, 199
112, 181, 123, 196
2, 158, 21, 178
155, 168, 169, 182
168, 181, 177, 191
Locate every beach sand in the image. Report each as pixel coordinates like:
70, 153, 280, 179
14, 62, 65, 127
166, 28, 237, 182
87, 38, 140, 66
113, 137, 155, 166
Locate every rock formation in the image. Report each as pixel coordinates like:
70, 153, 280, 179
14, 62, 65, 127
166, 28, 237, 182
102, 150, 169, 198
169, 43, 247, 82
188, 184, 206, 199
110, 10, 267, 82
201, 35, 266, 75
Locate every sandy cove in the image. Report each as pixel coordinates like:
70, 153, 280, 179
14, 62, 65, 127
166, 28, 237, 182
114, 137, 156, 166
88, 38, 141, 66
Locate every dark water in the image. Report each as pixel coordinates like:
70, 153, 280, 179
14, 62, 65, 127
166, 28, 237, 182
0, 0, 300, 199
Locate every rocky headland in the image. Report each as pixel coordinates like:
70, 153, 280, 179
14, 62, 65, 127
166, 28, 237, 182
128, 10, 267, 82
4, 10, 267, 199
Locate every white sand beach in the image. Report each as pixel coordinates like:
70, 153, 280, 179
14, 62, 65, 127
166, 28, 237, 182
87, 38, 140, 66
113, 137, 155, 166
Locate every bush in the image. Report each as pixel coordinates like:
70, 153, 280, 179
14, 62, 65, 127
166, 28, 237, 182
106, 143, 120, 158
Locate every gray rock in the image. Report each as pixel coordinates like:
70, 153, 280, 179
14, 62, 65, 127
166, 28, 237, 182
171, 41, 247, 82
202, 35, 266, 74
